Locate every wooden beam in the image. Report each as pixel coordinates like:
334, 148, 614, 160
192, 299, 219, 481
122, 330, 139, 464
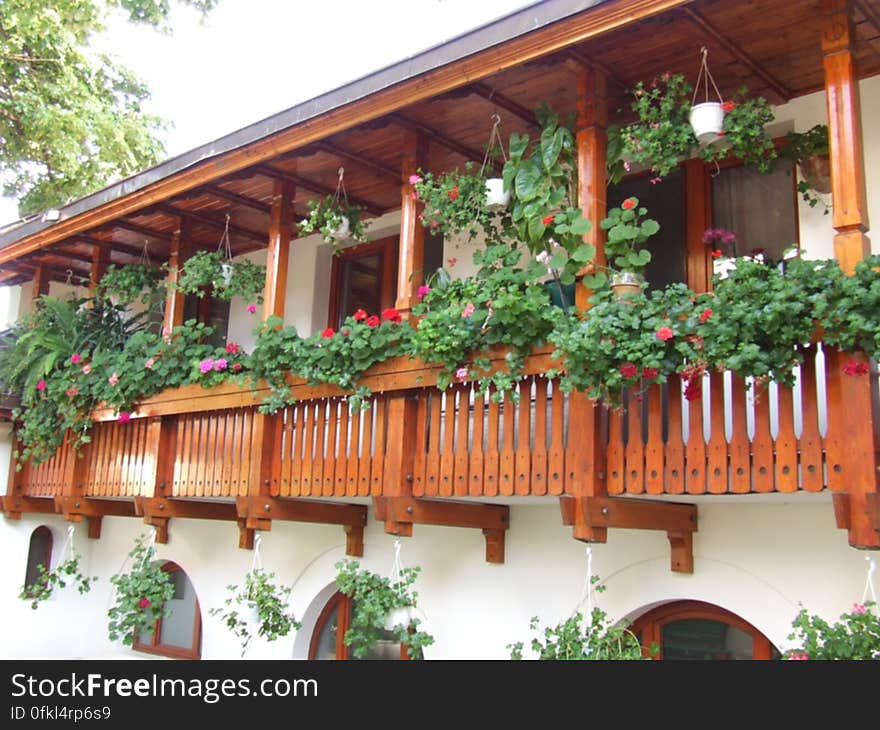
263, 178, 295, 320
575, 63, 608, 311
201, 185, 272, 214
32, 264, 50, 303
89, 245, 110, 295
76, 235, 146, 260
468, 82, 538, 126
685, 158, 712, 293
392, 113, 502, 173
822, 0, 871, 272
40, 247, 95, 266
1, 495, 58, 517
112, 220, 172, 242
396, 139, 426, 315
55, 496, 138, 519
681, 7, 792, 103
157, 204, 267, 244
163, 218, 189, 333
235, 496, 367, 556
374, 497, 509, 563
560, 496, 697, 572
566, 49, 629, 95
0, 0, 692, 265
255, 164, 384, 217
854, 0, 880, 34
318, 141, 400, 180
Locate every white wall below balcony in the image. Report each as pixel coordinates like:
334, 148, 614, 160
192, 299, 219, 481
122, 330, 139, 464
0, 491, 867, 660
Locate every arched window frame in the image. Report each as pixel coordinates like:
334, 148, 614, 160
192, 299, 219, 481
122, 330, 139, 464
308, 590, 408, 660
23, 526, 53, 597
133, 561, 202, 660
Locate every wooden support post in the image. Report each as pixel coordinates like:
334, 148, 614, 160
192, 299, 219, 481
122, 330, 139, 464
822, 0, 871, 274
235, 496, 366, 556
560, 495, 697, 572
574, 63, 607, 311
684, 158, 712, 294
88, 246, 110, 297
32, 264, 50, 305
395, 137, 427, 317
162, 218, 190, 334
380, 393, 419, 537
566, 391, 607, 543
824, 349, 880, 547
263, 178, 295, 321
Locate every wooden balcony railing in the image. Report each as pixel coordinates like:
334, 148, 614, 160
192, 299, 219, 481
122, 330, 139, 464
6, 342, 880, 550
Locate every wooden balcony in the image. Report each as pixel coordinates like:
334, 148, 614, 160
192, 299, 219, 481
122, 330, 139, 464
4, 342, 880, 561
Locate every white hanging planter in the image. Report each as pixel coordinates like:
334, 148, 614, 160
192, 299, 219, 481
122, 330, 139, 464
331, 216, 350, 241
219, 262, 234, 287
383, 604, 423, 631
484, 178, 510, 211
245, 603, 261, 625
689, 102, 725, 144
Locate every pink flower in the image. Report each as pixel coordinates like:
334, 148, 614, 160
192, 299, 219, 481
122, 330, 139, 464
108, 372, 119, 386
138, 597, 151, 609
655, 326, 674, 341
199, 359, 214, 374
65, 387, 78, 398
455, 367, 469, 381
649, 177, 662, 185
853, 603, 867, 614
247, 304, 257, 314
619, 362, 638, 379
461, 302, 476, 318
447, 257, 458, 268
787, 651, 809, 660
843, 360, 869, 376
117, 412, 131, 423
232, 363, 242, 372
144, 357, 156, 369
36, 380, 46, 391
213, 358, 228, 371
699, 308, 713, 323
225, 342, 240, 355
342, 328, 350, 336
623, 161, 631, 172
70, 353, 81, 364
408, 174, 422, 186
417, 285, 431, 300
82, 363, 91, 375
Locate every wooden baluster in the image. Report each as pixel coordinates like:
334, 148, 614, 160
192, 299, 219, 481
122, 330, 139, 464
358, 398, 374, 497
645, 383, 664, 494
440, 389, 456, 497
799, 349, 825, 492
336, 400, 350, 496
531, 377, 549, 496
728, 375, 751, 494
515, 379, 532, 496
346, 405, 360, 497
455, 384, 471, 497
301, 402, 315, 496
685, 382, 707, 495
775, 382, 798, 493
469, 388, 485, 496
484, 390, 501, 497
707, 373, 728, 494
665, 375, 685, 494
370, 395, 387, 496
499, 392, 516, 496
751, 384, 775, 492
323, 399, 338, 497
625, 389, 645, 495
606, 404, 624, 495
547, 381, 565, 496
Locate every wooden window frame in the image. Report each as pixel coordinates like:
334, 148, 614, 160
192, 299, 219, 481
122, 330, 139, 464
133, 562, 202, 660
630, 599, 776, 660
23, 526, 53, 596
327, 237, 398, 329
308, 590, 408, 660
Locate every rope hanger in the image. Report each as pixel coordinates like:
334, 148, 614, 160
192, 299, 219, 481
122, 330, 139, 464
480, 113, 508, 175
692, 46, 724, 106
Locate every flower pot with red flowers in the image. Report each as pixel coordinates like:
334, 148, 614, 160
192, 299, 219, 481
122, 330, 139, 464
107, 532, 176, 647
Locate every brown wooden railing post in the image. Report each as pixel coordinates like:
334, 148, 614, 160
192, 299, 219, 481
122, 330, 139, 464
395, 136, 427, 318
822, 0, 871, 274
574, 63, 607, 311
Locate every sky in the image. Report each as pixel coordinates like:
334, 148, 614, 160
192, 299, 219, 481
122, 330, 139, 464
0, 0, 540, 227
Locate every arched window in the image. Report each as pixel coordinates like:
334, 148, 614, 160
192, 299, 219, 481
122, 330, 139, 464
22, 526, 53, 597
309, 591, 407, 660
133, 562, 201, 659
630, 600, 781, 660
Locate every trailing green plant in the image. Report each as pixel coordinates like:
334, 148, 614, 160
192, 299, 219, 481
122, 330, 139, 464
210, 568, 300, 657
620, 73, 777, 180
107, 533, 175, 646
780, 124, 831, 211
550, 283, 703, 405
599, 196, 658, 276
297, 195, 368, 245
96, 263, 165, 306
19, 548, 97, 610
410, 242, 564, 397
172, 249, 266, 303
818, 254, 880, 358
785, 601, 880, 660
334, 558, 434, 660
508, 577, 651, 660
412, 162, 501, 242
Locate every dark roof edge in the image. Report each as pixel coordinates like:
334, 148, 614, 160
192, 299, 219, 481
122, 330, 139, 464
0, 0, 604, 250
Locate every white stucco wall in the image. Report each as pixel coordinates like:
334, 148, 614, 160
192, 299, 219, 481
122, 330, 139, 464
0, 492, 868, 659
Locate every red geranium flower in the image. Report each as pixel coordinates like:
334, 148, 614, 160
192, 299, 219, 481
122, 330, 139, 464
366, 315, 380, 327
225, 342, 240, 355
642, 366, 659, 379
447, 185, 459, 201
655, 326, 674, 341
684, 377, 702, 401
711, 249, 723, 259
353, 309, 367, 321
619, 362, 638, 379
382, 308, 402, 323
843, 360, 869, 376
621, 197, 638, 210
138, 597, 151, 609
542, 214, 555, 225
699, 308, 713, 323
721, 101, 736, 112
321, 327, 335, 339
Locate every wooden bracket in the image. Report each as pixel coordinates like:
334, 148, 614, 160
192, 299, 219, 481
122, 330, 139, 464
373, 497, 509, 564
560, 496, 698, 573
1, 495, 58, 520
832, 492, 880, 547
235, 496, 366, 556
134, 497, 239, 545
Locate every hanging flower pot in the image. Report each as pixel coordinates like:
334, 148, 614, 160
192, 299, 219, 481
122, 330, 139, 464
799, 154, 832, 194
610, 271, 645, 300
484, 177, 510, 210
218, 261, 234, 287
689, 101, 725, 144
331, 215, 350, 241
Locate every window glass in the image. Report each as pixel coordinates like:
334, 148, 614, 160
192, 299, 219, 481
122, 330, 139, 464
338, 252, 383, 327
23, 526, 52, 594
133, 563, 201, 659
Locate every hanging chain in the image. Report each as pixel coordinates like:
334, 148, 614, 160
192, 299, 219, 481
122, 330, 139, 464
692, 46, 724, 105
480, 113, 508, 176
